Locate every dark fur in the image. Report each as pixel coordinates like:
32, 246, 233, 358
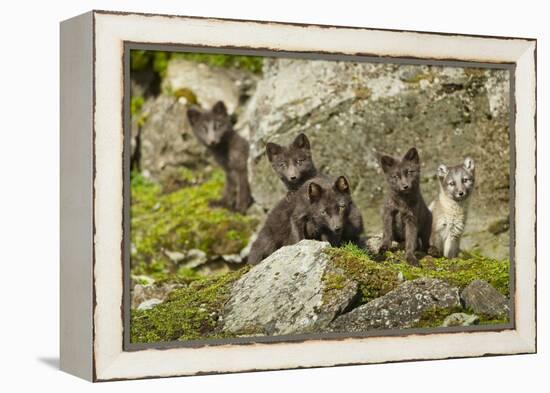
266, 133, 318, 192
379, 147, 432, 266
187, 101, 253, 213
248, 175, 364, 265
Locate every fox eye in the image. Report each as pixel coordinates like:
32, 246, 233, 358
321, 210, 328, 216
448, 181, 456, 187
392, 174, 399, 180
296, 159, 303, 166
462, 178, 471, 184
278, 162, 286, 169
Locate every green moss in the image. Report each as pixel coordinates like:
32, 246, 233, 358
390, 251, 510, 297
130, 49, 263, 81
130, 169, 257, 280
172, 87, 198, 105
130, 96, 144, 116
325, 242, 510, 309
414, 306, 464, 328
130, 268, 248, 343
171, 52, 263, 74
478, 315, 509, 325
325, 243, 400, 304
323, 272, 347, 291
488, 216, 510, 235
414, 306, 510, 328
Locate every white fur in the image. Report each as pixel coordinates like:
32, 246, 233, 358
430, 192, 469, 258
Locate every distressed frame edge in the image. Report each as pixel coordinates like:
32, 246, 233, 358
89, 11, 537, 381
59, 11, 95, 382
122, 41, 517, 352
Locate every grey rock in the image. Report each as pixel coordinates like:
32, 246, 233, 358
165, 250, 186, 263
163, 59, 241, 114
131, 274, 155, 286
137, 298, 163, 311
461, 280, 509, 317
222, 240, 358, 336
241, 59, 511, 259
365, 234, 399, 255
442, 313, 480, 327
131, 282, 182, 309
132, 95, 210, 180
181, 249, 208, 269
222, 254, 243, 264
330, 278, 460, 332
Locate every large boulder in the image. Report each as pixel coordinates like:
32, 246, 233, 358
460, 279, 510, 317
329, 277, 461, 332
222, 240, 359, 336
131, 96, 210, 180
241, 59, 511, 259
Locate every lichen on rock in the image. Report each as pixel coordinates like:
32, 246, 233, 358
222, 240, 359, 336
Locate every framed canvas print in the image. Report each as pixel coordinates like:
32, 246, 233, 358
60, 10, 537, 382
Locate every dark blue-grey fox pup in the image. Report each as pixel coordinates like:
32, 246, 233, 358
429, 157, 475, 258
187, 101, 253, 213
379, 147, 432, 266
266, 133, 318, 192
247, 175, 363, 265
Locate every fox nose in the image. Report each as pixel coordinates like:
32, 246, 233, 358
290, 175, 297, 181
458, 191, 465, 196
402, 184, 409, 190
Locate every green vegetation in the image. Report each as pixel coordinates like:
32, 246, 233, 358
324, 242, 510, 305
131, 268, 249, 343
325, 244, 400, 304
130, 50, 263, 79
413, 306, 465, 328
130, 95, 144, 116
414, 306, 509, 328
130, 168, 257, 282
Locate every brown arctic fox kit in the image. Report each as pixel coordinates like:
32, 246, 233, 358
247, 175, 363, 265
187, 101, 253, 213
266, 133, 318, 192
379, 147, 432, 266
429, 157, 475, 258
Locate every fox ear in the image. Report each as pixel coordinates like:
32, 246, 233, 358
437, 164, 449, 179
380, 155, 396, 173
334, 176, 350, 194
266, 143, 283, 162
403, 147, 419, 163
308, 182, 323, 203
186, 107, 202, 125
464, 157, 475, 172
293, 133, 310, 150
212, 101, 227, 116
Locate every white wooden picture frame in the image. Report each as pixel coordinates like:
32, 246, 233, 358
60, 10, 536, 382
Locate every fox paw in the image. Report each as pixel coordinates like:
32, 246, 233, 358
405, 253, 419, 266
209, 199, 231, 209
378, 240, 391, 255
427, 246, 442, 258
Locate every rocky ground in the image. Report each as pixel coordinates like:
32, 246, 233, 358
131, 240, 510, 343
129, 52, 512, 344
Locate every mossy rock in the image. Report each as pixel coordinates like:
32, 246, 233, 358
324, 243, 510, 309
130, 168, 258, 282
130, 268, 249, 343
